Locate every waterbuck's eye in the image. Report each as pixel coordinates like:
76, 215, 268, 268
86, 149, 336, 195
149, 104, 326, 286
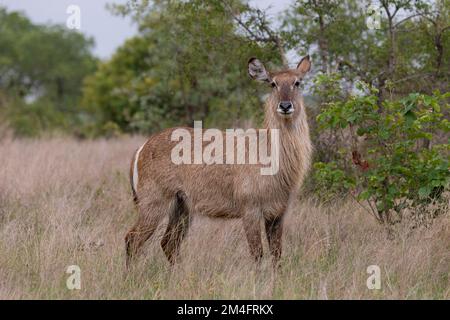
271, 82, 277, 88
294, 80, 301, 87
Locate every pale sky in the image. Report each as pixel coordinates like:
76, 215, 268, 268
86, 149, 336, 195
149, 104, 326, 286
0, 0, 292, 59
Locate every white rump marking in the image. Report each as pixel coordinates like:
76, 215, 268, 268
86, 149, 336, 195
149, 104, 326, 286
133, 143, 146, 192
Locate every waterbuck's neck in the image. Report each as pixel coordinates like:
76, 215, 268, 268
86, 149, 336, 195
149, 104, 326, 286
263, 95, 311, 190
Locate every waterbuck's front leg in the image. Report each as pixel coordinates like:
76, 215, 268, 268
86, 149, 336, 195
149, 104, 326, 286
264, 215, 284, 268
242, 209, 263, 262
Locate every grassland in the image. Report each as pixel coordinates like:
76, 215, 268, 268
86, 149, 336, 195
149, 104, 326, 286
0, 137, 448, 299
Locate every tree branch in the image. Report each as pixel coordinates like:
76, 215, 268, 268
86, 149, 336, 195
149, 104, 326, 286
221, 0, 288, 67
394, 12, 424, 28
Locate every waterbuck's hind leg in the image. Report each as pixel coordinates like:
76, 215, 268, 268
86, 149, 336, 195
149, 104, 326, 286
242, 210, 263, 262
161, 191, 190, 265
264, 215, 284, 268
125, 200, 168, 269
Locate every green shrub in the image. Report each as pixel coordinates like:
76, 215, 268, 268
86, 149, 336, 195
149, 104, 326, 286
313, 79, 449, 224
8, 100, 69, 137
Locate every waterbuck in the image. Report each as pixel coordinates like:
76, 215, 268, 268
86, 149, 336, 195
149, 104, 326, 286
126, 56, 312, 268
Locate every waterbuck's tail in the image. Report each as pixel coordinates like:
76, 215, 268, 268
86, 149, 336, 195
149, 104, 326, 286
130, 143, 146, 206
130, 176, 138, 205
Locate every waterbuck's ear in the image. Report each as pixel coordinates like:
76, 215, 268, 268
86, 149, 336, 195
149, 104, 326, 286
296, 55, 311, 75
248, 58, 271, 82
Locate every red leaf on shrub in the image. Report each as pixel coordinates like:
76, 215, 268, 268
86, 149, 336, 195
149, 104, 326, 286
352, 150, 369, 171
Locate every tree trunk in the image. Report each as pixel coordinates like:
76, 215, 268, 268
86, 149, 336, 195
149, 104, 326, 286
318, 13, 329, 74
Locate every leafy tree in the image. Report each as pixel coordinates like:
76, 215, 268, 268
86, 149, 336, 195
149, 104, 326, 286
82, 0, 280, 136
0, 7, 97, 135
82, 36, 150, 135
283, 0, 449, 96
282, 2, 449, 218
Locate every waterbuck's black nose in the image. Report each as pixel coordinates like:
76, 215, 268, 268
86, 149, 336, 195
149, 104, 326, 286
278, 101, 293, 113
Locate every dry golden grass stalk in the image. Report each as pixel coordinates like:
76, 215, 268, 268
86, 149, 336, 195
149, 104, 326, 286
0, 137, 448, 299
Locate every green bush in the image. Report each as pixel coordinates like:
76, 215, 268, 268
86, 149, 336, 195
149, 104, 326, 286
8, 100, 69, 137
313, 78, 449, 224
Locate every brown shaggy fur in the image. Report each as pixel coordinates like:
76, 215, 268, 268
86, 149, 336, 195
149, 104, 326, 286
125, 56, 313, 268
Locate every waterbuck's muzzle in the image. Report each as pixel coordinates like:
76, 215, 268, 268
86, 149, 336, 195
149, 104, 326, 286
277, 101, 294, 115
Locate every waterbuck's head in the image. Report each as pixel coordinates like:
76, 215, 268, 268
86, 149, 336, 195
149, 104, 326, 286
248, 55, 311, 121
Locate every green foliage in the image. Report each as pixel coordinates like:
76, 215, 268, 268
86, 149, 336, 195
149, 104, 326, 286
283, 0, 384, 75
313, 162, 356, 203
0, 7, 97, 136
82, 36, 150, 133
314, 76, 449, 223
82, 0, 280, 136
7, 99, 70, 137
283, 0, 449, 93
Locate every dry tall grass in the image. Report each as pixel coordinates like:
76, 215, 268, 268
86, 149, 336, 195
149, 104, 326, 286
0, 137, 448, 299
